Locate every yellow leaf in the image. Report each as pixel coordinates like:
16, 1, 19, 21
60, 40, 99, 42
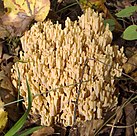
0, 0, 50, 37
80, 0, 106, 9
3, 0, 50, 21
0, 98, 8, 132
34, 0, 50, 22
123, 52, 137, 73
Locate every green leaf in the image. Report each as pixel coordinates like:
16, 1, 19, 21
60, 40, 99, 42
122, 25, 137, 40
5, 78, 32, 136
104, 19, 115, 31
115, 6, 137, 18
14, 126, 43, 136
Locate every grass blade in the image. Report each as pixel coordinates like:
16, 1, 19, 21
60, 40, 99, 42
5, 78, 32, 136
14, 126, 43, 136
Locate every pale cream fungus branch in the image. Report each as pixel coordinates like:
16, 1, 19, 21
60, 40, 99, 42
11, 8, 127, 126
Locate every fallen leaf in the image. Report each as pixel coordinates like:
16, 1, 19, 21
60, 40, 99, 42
115, 6, 137, 18
0, 87, 21, 122
31, 126, 54, 136
1, 55, 14, 76
0, 71, 13, 90
131, 71, 137, 80
0, 97, 8, 132
0, 43, 20, 122
70, 120, 104, 136
124, 99, 136, 136
123, 51, 137, 73
52, 124, 66, 136
0, 0, 50, 38
116, 106, 123, 122
34, 0, 51, 22
122, 25, 137, 40
3, 0, 50, 22
0, 42, 16, 76
1, 13, 33, 37
125, 47, 137, 58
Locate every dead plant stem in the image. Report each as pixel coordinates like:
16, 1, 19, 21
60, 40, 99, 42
73, 58, 88, 125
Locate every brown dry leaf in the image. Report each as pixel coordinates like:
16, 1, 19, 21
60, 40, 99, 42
0, 87, 21, 121
0, 67, 20, 122
131, 71, 137, 80
1, 54, 14, 76
123, 51, 137, 73
124, 99, 136, 136
70, 120, 104, 136
31, 126, 54, 136
0, 41, 15, 78
0, 71, 13, 90
1, 14, 33, 37
125, 47, 137, 58
52, 124, 66, 136
0, 0, 50, 38
0, 48, 20, 121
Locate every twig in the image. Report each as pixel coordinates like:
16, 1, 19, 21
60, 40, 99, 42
2, 79, 89, 108
109, 116, 117, 136
119, 84, 137, 94
3, 98, 24, 107
109, 106, 122, 136
94, 94, 136, 136
73, 58, 88, 125
107, 122, 136, 128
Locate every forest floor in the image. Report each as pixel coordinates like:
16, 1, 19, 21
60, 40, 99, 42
0, 0, 137, 136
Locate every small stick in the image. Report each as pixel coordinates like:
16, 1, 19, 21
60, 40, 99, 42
73, 58, 88, 125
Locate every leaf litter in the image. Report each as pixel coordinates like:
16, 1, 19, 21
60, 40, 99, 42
0, 0, 137, 136
0, 0, 50, 38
